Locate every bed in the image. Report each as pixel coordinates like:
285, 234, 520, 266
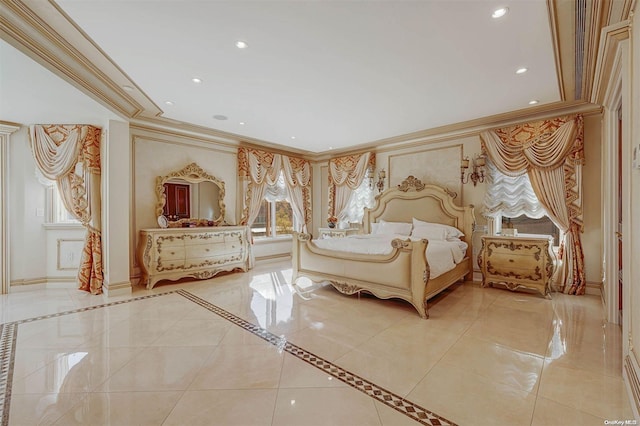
292, 176, 475, 318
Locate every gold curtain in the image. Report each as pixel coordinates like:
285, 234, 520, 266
328, 152, 375, 221
29, 125, 103, 295
480, 115, 586, 294
237, 147, 311, 231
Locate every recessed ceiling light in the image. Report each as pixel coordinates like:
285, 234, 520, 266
529, 100, 539, 105
213, 115, 228, 120
123, 85, 134, 92
239, 121, 245, 125
291, 136, 296, 140
516, 67, 528, 74
328, 146, 333, 150
236, 40, 248, 49
492, 7, 509, 18
192, 77, 202, 84
165, 101, 174, 106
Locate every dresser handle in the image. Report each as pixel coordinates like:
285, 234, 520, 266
171, 252, 175, 255
509, 259, 514, 262
206, 248, 210, 252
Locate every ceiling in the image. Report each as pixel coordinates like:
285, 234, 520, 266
11, 1, 629, 155
45, 0, 561, 154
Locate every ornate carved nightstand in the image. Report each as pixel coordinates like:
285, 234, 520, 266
477, 234, 556, 297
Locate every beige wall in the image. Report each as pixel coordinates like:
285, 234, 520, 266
582, 114, 603, 285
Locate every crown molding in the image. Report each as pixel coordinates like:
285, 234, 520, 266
0, 0, 160, 119
590, 20, 631, 105
312, 101, 602, 160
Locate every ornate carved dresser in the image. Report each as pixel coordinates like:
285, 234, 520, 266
477, 234, 556, 297
137, 226, 250, 289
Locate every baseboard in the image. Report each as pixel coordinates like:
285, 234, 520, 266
10, 277, 47, 286
623, 350, 640, 420
102, 280, 132, 297
10, 276, 77, 290
584, 280, 602, 296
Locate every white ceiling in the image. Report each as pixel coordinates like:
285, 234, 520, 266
52, 0, 560, 153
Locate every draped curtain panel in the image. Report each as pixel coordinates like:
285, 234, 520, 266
29, 124, 103, 295
328, 152, 375, 223
237, 147, 311, 232
480, 115, 586, 295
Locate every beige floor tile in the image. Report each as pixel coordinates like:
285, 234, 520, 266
96, 345, 215, 391
52, 391, 183, 425
12, 347, 143, 394
163, 389, 277, 426
271, 387, 382, 426
407, 361, 537, 426
149, 317, 231, 346
8, 392, 87, 426
285, 317, 374, 361
188, 343, 284, 390
336, 322, 460, 396
464, 304, 554, 356
531, 396, 607, 426
440, 334, 544, 393
538, 362, 634, 419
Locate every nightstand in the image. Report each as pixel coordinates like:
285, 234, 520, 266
477, 234, 556, 297
318, 227, 359, 239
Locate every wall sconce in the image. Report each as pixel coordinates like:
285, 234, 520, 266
461, 154, 486, 186
377, 169, 386, 193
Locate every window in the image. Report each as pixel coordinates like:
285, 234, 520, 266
485, 160, 560, 245
52, 187, 79, 223
249, 171, 296, 238
340, 174, 375, 227
35, 168, 79, 224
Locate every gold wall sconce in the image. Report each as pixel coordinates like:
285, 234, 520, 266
377, 169, 386, 193
461, 154, 486, 186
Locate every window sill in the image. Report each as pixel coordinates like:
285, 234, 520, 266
43, 222, 84, 231
253, 235, 293, 244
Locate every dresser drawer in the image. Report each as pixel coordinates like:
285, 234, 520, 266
487, 253, 542, 273
157, 245, 186, 261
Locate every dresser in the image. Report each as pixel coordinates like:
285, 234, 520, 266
318, 227, 360, 239
137, 226, 251, 290
477, 234, 555, 297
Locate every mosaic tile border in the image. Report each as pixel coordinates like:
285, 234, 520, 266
0, 288, 455, 426
0, 323, 17, 426
0, 290, 176, 426
177, 289, 457, 426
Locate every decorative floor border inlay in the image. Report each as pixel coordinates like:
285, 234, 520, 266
177, 289, 456, 426
0, 290, 176, 426
0, 323, 17, 426
0, 289, 455, 426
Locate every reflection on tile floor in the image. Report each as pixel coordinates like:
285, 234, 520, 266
0, 260, 635, 425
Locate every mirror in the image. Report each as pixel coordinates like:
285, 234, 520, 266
155, 163, 226, 225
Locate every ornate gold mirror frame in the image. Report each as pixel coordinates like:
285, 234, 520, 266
155, 162, 226, 223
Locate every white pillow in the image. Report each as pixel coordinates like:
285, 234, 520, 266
370, 222, 380, 234
411, 225, 447, 240
412, 218, 464, 239
374, 220, 412, 236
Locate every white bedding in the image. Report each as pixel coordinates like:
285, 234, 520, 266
313, 234, 468, 279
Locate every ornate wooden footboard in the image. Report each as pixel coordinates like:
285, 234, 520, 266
291, 177, 475, 319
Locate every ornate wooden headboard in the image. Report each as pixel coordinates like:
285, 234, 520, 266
363, 176, 475, 260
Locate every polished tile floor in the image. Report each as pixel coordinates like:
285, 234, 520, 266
0, 260, 635, 425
